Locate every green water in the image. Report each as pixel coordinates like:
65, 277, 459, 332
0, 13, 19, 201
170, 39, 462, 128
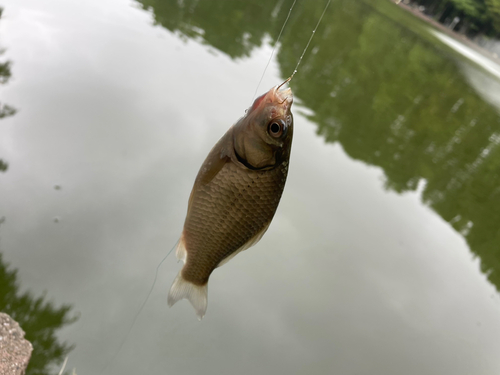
1, 0, 499, 374
139, 0, 500, 292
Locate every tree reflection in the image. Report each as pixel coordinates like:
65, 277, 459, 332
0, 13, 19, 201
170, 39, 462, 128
280, 0, 500, 291
0, 254, 76, 375
1, 10, 75, 371
136, 0, 500, 291
137, 0, 297, 58
0, 7, 16, 173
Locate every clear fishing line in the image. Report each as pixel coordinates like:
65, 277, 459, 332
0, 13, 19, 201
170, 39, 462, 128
252, 0, 298, 102
253, 0, 332, 100
289, 0, 332, 80
99, 241, 178, 374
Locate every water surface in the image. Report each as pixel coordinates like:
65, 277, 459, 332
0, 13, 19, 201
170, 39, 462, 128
0, 0, 499, 374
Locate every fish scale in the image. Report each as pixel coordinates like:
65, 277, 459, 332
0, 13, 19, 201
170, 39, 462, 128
183, 162, 287, 285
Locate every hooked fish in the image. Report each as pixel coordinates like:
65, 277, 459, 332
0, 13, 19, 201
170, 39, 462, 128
168, 81, 293, 320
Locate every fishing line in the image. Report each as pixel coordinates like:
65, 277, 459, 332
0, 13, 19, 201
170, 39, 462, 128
99, 241, 178, 375
289, 0, 332, 81
253, 0, 332, 101
252, 0, 297, 102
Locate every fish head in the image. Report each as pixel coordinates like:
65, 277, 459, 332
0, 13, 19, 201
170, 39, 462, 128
233, 82, 294, 169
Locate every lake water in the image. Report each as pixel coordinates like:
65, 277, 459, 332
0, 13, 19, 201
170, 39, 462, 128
1, 0, 500, 374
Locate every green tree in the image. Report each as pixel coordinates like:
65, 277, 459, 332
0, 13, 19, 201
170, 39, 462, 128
486, 0, 500, 29
451, 0, 485, 19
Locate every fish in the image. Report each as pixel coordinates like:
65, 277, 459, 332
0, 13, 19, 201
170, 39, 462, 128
168, 81, 294, 320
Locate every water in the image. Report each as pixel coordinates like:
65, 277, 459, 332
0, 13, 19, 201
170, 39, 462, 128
1, 0, 500, 374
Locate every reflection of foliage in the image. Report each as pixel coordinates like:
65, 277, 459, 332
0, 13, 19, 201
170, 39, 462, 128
0, 60, 12, 84
136, 0, 500, 292
0, 103, 16, 119
280, 0, 500, 291
0, 7, 16, 173
0, 59, 16, 119
137, 0, 297, 59
0, 254, 77, 375
0, 13, 72, 371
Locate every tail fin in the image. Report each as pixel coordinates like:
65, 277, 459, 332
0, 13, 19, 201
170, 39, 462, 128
168, 271, 208, 320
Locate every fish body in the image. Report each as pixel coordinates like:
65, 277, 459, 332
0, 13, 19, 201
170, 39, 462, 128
168, 84, 293, 319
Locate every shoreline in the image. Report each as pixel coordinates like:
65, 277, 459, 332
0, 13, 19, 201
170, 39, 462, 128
393, 1, 500, 64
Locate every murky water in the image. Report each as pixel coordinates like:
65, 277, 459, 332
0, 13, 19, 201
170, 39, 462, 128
1, 0, 500, 374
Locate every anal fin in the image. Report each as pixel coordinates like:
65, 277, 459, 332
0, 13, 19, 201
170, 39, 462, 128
175, 235, 188, 263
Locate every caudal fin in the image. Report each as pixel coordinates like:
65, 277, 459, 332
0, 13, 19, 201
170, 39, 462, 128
168, 271, 208, 320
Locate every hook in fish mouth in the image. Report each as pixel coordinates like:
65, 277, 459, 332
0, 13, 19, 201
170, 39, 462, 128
275, 77, 293, 105
277, 76, 292, 91
248, 78, 293, 114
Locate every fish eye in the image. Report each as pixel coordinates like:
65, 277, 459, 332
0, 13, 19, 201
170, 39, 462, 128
268, 119, 285, 138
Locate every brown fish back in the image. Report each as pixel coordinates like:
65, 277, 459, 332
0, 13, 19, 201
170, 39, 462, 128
182, 159, 289, 285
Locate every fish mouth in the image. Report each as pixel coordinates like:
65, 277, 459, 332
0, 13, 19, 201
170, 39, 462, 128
248, 79, 293, 115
